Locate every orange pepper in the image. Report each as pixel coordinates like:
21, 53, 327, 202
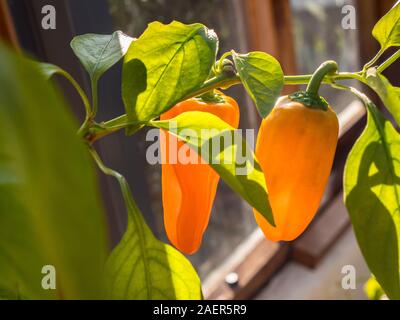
253, 95, 339, 241
160, 93, 240, 254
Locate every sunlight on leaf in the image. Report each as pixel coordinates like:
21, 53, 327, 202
364, 275, 386, 300
90, 151, 202, 300
122, 21, 218, 127
366, 67, 400, 126
372, 1, 400, 50
344, 88, 400, 300
151, 111, 275, 226
232, 51, 283, 118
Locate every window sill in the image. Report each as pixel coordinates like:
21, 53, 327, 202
203, 100, 366, 300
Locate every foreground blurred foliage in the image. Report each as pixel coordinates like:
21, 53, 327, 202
0, 45, 107, 299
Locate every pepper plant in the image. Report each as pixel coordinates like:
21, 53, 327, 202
1, 3, 400, 300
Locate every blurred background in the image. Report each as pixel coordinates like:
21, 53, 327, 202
2, 0, 398, 299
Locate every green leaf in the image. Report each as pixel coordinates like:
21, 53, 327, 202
106, 210, 202, 300
364, 275, 386, 300
366, 67, 400, 126
90, 151, 202, 299
0, 45, 108, 299
344, 88, 400, 300
372, 2, 400, 50
151, 111, 275, 226
34, 62, 65, 79
122, 21, 218, 126
71, 31, 134, 82
232, 51, 284, 118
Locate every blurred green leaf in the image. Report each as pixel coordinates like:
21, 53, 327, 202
344, 88, 400, 300
0, 45, 108, 299
366, 67, 400, 126
71, 31, 134, 82
151, 111, 275, 226
372, 2, 400, 50
91, 151, 202, 299
364, 275, 386, 300
122, 21, 218, 128
232, 51, 283, 118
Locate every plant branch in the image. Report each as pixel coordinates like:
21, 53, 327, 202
377, 49, 400, 73
84, 70, 364, 142
59, 70, 91, 118
89, 147, 143, 223
364, 47, 385, 71
91, 78, 98, 118
90, 147, 121, 178
216, 51, 233, 73
284, 72, 361, 84
331, 83, 379, 116
78, 78, 99, 139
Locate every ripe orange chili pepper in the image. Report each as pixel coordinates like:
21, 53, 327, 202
253, 95, 338, 241
160, 92, 240, 254
253, 61, 339, 241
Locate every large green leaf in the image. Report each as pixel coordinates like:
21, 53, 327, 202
0, 45, 108, 299
151, 111, 275, 226
122, 21, 218, 125
70, 31, 134, 82
366, 67, 400, 126
232, 51, 283, 118
372, 1, 400, 50
90, 151, 202, 299
344, 88, 400, 299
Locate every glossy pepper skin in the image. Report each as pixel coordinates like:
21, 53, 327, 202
253, 95, 339, 241
160, 94, 240, 254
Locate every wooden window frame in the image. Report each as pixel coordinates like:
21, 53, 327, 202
0, 0, 19, 50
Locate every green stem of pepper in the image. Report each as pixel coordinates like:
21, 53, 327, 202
306, 60, 339, 96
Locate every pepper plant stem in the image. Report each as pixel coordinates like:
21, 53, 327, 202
60, 70, 91, 118
91, 78, 98, 118
364, 47, 385, 71
86, 70, 363, 142
217, 51, 233, 73
306, 61, 339, 95
78, 78, 99, 138
377, 49, 400, 73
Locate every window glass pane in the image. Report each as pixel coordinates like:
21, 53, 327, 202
109, 0, 243, 54
290, 0, 360, 113
107, 0, 257, 279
